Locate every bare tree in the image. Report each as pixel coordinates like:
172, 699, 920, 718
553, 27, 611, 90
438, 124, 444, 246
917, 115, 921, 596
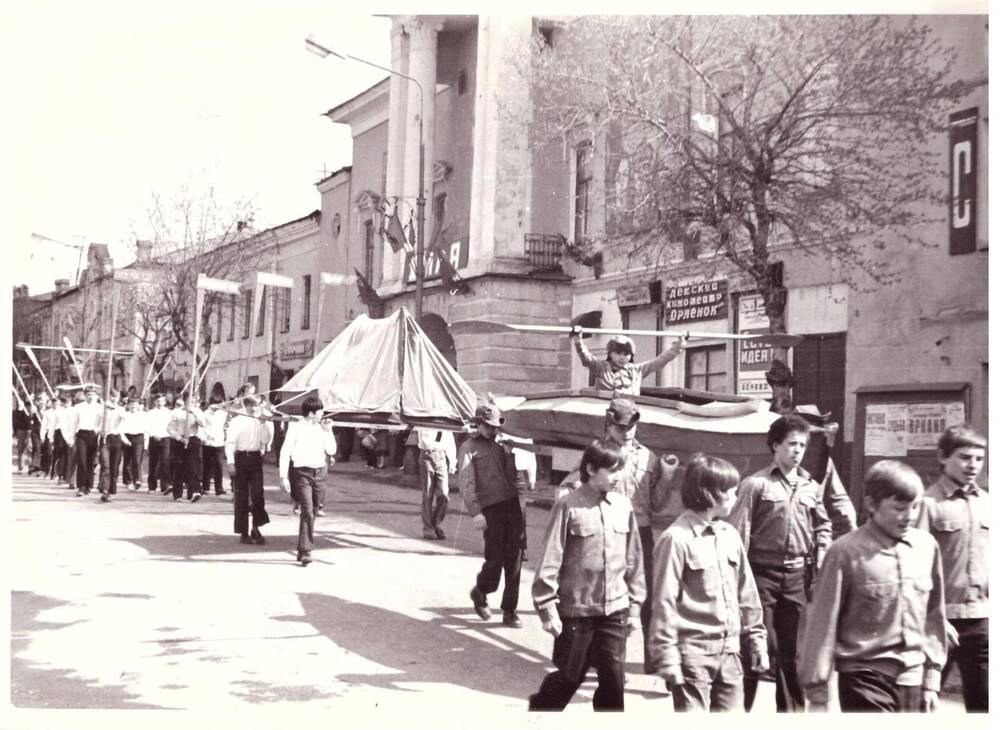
121, 187, 270, 386
523, 15, 966, 408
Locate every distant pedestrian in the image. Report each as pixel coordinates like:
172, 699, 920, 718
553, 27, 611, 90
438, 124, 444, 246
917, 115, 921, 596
97, 390, 127, 502
13, 400, 32, 473
226, 396, 270, 545
647, 453, 768, 711
201, 394, 228, 496
145, 392, 172, 493
529, 439, 645, 711
73, 385, 103, 496
279, 397, 337, 566
799, 460, 947, 712
179, 395, 207, 502
120, 398, 147, 490
417, 427, 456, 540
570, 329, 686, 396
915, 425, 989, 712
459, 403, 524, 628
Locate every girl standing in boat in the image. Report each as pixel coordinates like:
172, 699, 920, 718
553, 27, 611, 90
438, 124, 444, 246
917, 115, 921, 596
570, 329, 686, 396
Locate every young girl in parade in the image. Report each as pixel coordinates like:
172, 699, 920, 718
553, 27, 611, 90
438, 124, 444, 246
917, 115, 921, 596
647, 453, 768, 711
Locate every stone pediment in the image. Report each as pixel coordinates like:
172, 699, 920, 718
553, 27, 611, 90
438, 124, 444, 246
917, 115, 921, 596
354, 190, 382, 212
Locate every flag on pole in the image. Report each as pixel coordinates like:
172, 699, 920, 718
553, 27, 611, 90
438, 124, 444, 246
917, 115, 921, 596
383, 210, 407, 254
196, 273, 242, 294
22, 345, 55, 398
352, 268, 384, 306
405, 214, 416, 255
436, 250, 472, 296
320, 272, 358, 286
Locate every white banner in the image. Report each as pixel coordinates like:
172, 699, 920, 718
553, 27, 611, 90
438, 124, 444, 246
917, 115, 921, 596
320, 272, 358, 286
256, 271, 294, 289
196, 274, 242, 294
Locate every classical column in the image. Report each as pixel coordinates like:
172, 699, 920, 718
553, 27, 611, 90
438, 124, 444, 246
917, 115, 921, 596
402, 17, 442, 257
384, 18, 410, 284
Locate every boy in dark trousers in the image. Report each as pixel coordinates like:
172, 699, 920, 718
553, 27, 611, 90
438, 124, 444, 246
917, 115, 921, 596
648, 453, 768, 711
799, 460, 947, 712
459, 403, 525, 628
529, 439, 645, 711
915, 425, 988, 712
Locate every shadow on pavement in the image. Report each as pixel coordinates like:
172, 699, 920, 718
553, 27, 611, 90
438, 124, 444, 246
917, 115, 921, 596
11, 590, 166, 709
272, 593, 552, 700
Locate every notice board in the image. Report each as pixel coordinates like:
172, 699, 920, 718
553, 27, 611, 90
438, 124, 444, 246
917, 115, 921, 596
850, 382, 970, 516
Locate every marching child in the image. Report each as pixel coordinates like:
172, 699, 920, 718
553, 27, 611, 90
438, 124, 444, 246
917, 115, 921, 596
529, 439, 645, 711
915, 425, 989, 712
799, 460, 947, 712
647, 453, 768, 711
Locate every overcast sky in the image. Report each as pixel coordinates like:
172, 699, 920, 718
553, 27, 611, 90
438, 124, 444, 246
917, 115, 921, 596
9, 1, 390, 295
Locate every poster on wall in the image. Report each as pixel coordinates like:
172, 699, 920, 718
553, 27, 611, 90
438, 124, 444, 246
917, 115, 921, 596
736, 294, 773, 398
906, 402, 966, 450
864, 401, 966, 455
864, 403, 908, 456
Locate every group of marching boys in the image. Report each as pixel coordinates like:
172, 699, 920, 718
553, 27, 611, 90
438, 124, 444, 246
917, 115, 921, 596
12, 381, 291, 549
13, 329, 989, 714
457, 331, 987, 713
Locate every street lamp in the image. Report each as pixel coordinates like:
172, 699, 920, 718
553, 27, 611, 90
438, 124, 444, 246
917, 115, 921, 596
305, 34, 426, 320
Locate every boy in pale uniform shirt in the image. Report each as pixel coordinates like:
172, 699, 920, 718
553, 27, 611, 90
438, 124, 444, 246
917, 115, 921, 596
145, 392, 173, 493
226, 396, 271, 545
279, 397, 337, 565
915, 425, 989, 712
417, 427, 456, 540
798, 459, 947, 712
647, 453, 768, 711
73, 385, 103, 496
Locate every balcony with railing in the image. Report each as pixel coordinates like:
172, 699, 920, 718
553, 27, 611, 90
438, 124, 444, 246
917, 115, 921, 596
523, 233, 565, 272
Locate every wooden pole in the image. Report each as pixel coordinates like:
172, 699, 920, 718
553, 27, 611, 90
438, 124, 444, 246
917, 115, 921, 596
99, 281, 120, 436
242, 281, 263, 387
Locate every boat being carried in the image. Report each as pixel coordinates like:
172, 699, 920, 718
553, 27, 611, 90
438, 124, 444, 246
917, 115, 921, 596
502, 386, 782, 476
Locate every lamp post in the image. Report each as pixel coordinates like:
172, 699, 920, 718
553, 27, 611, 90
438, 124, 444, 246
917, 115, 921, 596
305, 35, 426, 320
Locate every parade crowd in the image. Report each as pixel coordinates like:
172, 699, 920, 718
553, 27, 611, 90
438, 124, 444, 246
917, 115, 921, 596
11, 331, 988, 714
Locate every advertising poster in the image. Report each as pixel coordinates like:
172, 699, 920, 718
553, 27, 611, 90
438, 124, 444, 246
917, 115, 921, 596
906, 402, 966, 450
737, 294, 773, 398
864, 403, 908, 456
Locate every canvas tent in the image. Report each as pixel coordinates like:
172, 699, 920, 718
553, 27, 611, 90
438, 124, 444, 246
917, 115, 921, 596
275, 308, 478, 430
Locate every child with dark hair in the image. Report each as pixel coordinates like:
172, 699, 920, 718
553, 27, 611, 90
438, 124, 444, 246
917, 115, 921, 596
648, 453, 767, 711
725, 412, 831, 711
799, 460, 947, 712
279, 397, 336, 566
529, 439, 645, 711
569, 330, 686, 395
915, 424, 988, 712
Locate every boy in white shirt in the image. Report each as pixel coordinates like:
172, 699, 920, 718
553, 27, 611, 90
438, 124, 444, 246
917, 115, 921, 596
279, 397, 337, 565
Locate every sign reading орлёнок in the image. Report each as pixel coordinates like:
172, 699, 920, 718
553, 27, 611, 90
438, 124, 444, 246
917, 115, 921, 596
662, 279, 728, 324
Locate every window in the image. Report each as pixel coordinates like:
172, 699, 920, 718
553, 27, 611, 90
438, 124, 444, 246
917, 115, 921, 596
574, 143, 593, 242
301, 275, 312, 330
242, 290, 252, 339
256, 286, 267, 336
214, 295, 222, 343
364, 221, 375, 283
433, 193, 447, 241
279, 287, 291, 333
685, 344, 727, 392
228, 294, 236, 341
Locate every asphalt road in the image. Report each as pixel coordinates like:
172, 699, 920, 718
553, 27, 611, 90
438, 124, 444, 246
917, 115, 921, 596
7, 452, 972, 723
